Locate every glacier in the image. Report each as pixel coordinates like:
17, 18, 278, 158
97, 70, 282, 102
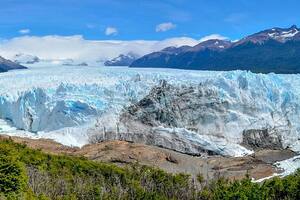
1, 64, 300, 158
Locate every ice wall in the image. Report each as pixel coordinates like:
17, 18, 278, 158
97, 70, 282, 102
0, 65, 300, 157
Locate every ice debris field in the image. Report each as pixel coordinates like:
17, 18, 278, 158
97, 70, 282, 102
1, 63, 300, 177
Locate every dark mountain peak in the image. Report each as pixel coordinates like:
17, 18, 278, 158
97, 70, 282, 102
263, 25, 299, 36
161, 46, 178, 52
0, 56, 27, 72
191, 39, 232, 51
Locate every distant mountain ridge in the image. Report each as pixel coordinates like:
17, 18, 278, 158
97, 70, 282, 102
104, 53, 139, 66
13, 53, 40, 64
131, 25, 300, 74
0, 56, 27, 72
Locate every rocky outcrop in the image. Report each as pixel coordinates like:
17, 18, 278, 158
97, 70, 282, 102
242, 129, 283, 150
121, 80, 227, 130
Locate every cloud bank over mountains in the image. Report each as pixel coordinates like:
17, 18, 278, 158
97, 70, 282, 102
0, 34, 227, 62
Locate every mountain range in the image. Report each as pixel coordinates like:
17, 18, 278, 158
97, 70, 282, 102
131, 25, 300, 74
104, 53, 139, 66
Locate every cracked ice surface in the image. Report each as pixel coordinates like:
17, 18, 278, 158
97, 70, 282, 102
0, 64, 300, 158
0, 64, 219, 146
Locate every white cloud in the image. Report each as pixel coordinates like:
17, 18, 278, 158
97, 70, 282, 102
0, 33, 229, 62
19, 29, 31, 34
105, 27, 118, 36
0, 35, 200, 62
199, 34, 228, 42
156, 22, 176, 32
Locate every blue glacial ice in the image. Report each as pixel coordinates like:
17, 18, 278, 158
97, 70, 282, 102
0, 65, 300, 158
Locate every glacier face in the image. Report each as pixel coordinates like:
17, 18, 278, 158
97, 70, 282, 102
90, 70, 300, 156
0, 64, 218, 133
0, 64, 300, 157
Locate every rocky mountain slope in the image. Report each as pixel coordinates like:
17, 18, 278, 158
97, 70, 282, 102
131, 25, 300, 73
0, 56, 27, 72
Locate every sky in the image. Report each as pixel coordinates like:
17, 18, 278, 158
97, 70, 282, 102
0, 0, 299, 61
1, 0, 299, 40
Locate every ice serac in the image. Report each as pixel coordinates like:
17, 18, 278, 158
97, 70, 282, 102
1, 66, 300, 157
0, 69, 157, 134
89, 71, 300, 157
0, 87, 98, 132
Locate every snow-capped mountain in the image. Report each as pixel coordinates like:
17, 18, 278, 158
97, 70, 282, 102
0, 56, 27, 72
13, 53, 40, 64
235, 25, 300, 45
131, 25, 300, 73
104, 53, 139, 66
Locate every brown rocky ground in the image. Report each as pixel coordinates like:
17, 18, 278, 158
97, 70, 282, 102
0, 135, 296, 181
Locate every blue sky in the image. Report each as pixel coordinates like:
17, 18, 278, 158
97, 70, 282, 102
0, 0, 299, 40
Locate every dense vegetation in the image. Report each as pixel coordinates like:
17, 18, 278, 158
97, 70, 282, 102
0, 138, 300, 199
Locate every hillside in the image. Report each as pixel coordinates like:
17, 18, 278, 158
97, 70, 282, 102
3, 135, 294, 181
0, 137, 300, 199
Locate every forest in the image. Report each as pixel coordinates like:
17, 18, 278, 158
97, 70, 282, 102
0, 138, 299, 200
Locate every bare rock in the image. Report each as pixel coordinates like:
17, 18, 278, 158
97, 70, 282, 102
242, 129, 283, 150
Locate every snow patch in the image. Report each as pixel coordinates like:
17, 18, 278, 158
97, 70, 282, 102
254, 155, 300, 182
268, 28, 299, 41
275, 155, 300, 177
